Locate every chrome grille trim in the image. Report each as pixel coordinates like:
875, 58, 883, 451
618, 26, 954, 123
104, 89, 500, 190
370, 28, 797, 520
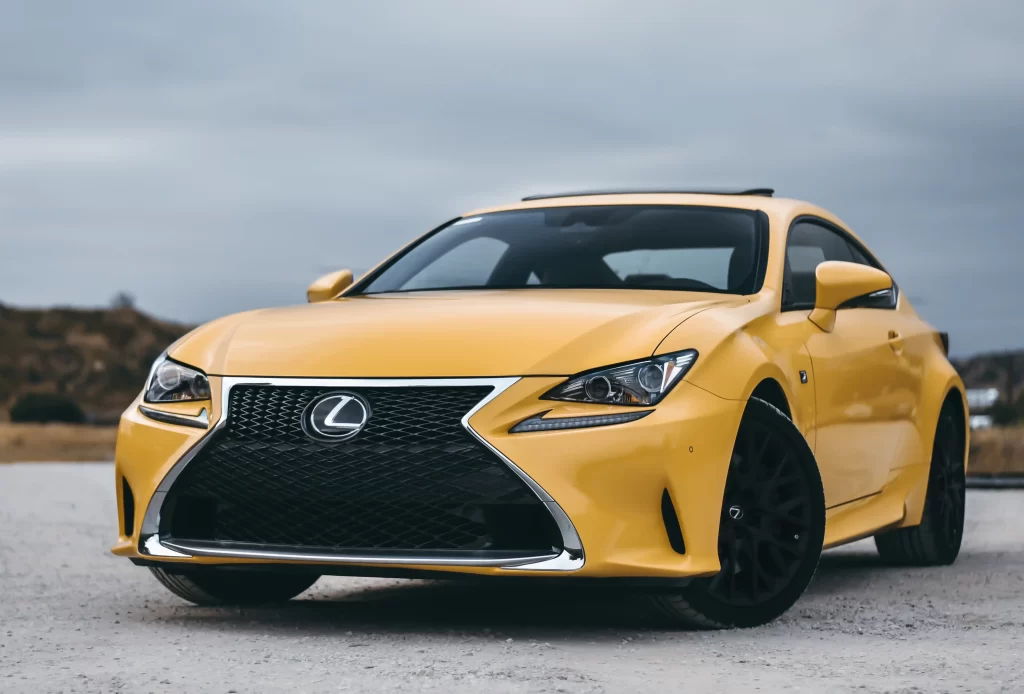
139, 376, 585, 571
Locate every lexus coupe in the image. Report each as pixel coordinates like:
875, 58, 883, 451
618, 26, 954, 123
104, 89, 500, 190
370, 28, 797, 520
114, 189, 968, 627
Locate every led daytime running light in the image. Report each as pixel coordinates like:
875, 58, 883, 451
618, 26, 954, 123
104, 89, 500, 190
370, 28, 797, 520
510, 410, 652, 433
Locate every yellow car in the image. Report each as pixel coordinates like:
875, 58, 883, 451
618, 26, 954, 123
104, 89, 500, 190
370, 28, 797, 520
113, 189, 968, 628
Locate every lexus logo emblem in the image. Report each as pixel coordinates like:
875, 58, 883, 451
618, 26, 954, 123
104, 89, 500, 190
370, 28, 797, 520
728, 505, 745, 521
302, 392, 371, 441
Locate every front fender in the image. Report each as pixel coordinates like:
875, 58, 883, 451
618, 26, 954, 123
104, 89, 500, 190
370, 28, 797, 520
658, 302, 816, 442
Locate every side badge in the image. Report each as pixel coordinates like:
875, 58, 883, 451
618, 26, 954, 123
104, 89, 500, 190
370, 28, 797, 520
799, 370, 808, 384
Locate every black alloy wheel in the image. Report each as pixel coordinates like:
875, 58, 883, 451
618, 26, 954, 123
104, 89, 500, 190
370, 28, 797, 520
648, 397, 826, 628
875, 406, 966, 566
709, 416, 815, 607
928, 413, 967, 555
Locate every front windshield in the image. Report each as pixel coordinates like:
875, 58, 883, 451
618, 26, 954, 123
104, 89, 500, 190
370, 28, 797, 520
356, 205, 762, 296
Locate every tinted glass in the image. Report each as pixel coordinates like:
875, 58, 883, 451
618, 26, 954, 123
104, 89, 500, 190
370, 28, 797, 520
784, 222, 855, 307
847, 242, 872, 266
358, 206, 762, 295
400, 237, 509, 290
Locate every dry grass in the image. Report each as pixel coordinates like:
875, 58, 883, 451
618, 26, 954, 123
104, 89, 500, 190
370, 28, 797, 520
0, 423, 116, 463
969, 426, 1024, 476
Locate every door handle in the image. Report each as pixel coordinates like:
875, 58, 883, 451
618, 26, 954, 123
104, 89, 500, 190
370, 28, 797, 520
888, 330, 905, 354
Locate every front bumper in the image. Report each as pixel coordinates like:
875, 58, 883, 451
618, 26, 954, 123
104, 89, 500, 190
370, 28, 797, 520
112, 376, 744, 578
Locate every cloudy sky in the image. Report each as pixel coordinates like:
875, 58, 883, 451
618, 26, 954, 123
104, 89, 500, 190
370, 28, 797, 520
2, 1, 1022, 356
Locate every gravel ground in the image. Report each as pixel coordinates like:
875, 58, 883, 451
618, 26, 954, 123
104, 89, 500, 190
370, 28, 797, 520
1, 463, 1022, 693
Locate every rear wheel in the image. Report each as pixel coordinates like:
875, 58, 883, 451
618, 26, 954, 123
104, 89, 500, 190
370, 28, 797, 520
874, 407, 965, 565
648, 398, 826, 628
150, 567, 319, 606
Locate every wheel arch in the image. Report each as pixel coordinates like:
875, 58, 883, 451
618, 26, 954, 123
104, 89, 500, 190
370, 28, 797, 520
734, 360, 809, 439
899, 365, 968, 528
938, 384, 969, 472
919, 369, 969, 473
749, 378, 792, 419
671, 326, 808, 432
875, 380, 968, 565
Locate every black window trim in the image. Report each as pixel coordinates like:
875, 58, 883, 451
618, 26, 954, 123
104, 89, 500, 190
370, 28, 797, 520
780, 215, 897, 312
348, 205, 772, 297
751, 210, 771, 294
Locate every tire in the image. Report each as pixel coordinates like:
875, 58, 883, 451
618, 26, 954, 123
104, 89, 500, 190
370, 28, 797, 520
874, 406, 966, 566
150, 567, 320, 606
647, 397, 826, 629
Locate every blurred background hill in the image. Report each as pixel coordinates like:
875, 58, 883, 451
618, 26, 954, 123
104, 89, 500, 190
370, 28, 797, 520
0, 301, 192, 424
953, 351, 1022, 408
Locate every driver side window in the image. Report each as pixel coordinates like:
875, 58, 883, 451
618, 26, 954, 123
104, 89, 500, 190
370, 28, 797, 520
783, 222, 853, 309
783, 220, 896, 310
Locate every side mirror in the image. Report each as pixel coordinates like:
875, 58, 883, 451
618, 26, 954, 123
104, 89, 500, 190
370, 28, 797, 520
306, 269, 354, 303
809, 261, 892, 332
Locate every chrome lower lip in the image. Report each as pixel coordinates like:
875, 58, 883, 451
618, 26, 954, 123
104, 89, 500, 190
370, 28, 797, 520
138, 376, 585, 572
159, 540, 560, 568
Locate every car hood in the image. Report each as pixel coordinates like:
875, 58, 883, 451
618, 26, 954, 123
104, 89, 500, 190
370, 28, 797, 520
170, 290, 746, 378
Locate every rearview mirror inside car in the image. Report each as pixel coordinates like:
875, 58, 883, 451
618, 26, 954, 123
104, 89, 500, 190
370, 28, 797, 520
809, 261, 892, 332
306, 269, 354, 303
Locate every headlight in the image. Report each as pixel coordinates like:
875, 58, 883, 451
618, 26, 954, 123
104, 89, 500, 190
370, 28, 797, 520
544, 350, 698, 406
144, 354, 211, 403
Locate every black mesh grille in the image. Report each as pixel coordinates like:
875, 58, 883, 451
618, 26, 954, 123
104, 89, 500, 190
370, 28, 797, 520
162, 385, 562, 554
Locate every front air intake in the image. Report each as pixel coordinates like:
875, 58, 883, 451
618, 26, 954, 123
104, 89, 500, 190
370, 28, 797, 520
121, 477, 136, 538
661, 489, 686, 555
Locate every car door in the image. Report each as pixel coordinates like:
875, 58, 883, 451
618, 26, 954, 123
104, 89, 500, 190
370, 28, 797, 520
844, 242, 929, 477
784, 220, 912, 508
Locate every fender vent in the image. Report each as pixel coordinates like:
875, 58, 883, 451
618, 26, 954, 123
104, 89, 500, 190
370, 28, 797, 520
121, 477, 136, 538
661, 489, 686, 555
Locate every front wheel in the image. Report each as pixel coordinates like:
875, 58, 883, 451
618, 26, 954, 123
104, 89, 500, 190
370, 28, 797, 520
150, 567, 320, 606
648, 397, 826, 628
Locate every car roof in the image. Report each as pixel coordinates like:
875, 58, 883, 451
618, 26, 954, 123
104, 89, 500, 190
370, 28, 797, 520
462, 192, 836, 222
521, 187, 776, 201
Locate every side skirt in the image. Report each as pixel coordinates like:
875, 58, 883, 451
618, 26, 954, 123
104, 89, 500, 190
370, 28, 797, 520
823, 463, 930, 550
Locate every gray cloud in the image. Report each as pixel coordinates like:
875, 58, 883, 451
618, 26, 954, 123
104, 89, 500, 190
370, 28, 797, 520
2, 0, 1022, 355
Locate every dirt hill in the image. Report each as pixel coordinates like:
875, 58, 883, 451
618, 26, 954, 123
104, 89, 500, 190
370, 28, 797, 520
0, 303, 193, 423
